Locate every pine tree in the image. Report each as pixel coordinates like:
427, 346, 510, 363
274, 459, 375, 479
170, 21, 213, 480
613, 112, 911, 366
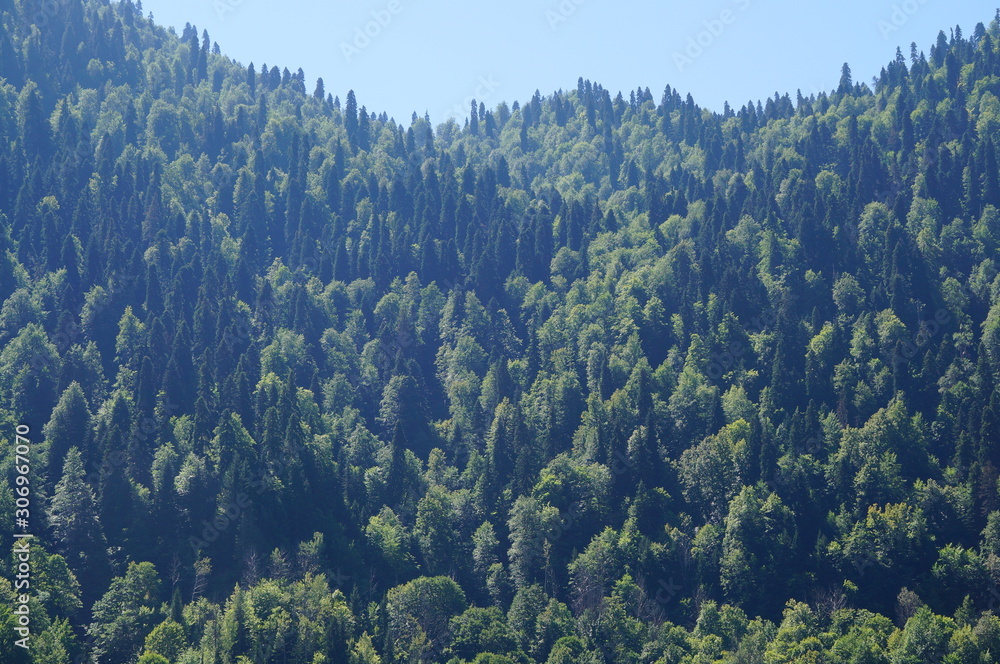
48, 447, 110, 596
387, 422, 407, 508
838, 62, 853, 94
43, 382, 91, 492
345, 90, 359, 149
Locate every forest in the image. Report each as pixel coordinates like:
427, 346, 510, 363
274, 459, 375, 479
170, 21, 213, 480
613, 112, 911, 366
3, 0, 1000, 662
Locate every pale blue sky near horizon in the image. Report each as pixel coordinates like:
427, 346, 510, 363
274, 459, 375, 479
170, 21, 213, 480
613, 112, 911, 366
137, 0, 992, 126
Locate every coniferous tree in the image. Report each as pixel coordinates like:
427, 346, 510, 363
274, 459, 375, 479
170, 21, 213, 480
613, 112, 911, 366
48, 447, 110, 598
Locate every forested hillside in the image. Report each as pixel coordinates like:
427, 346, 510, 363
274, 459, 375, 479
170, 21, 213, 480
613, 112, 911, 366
4, 1, 1000, 662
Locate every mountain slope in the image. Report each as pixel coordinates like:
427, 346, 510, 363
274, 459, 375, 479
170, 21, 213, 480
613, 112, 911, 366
2, 2, 1000, 663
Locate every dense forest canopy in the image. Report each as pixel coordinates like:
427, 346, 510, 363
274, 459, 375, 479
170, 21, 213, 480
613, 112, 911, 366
4, 1, 1000, 662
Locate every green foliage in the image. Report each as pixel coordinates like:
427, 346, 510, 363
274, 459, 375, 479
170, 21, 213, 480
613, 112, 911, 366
87, 561, 162, 664
0, 3, 999, 662
387, 576, 468, 660
144, 619, 186, 661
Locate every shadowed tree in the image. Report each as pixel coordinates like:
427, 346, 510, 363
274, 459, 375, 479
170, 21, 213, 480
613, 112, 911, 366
48, 447, 110, 603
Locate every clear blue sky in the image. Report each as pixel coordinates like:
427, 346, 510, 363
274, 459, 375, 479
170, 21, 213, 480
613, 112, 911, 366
138, 0, 992, 125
